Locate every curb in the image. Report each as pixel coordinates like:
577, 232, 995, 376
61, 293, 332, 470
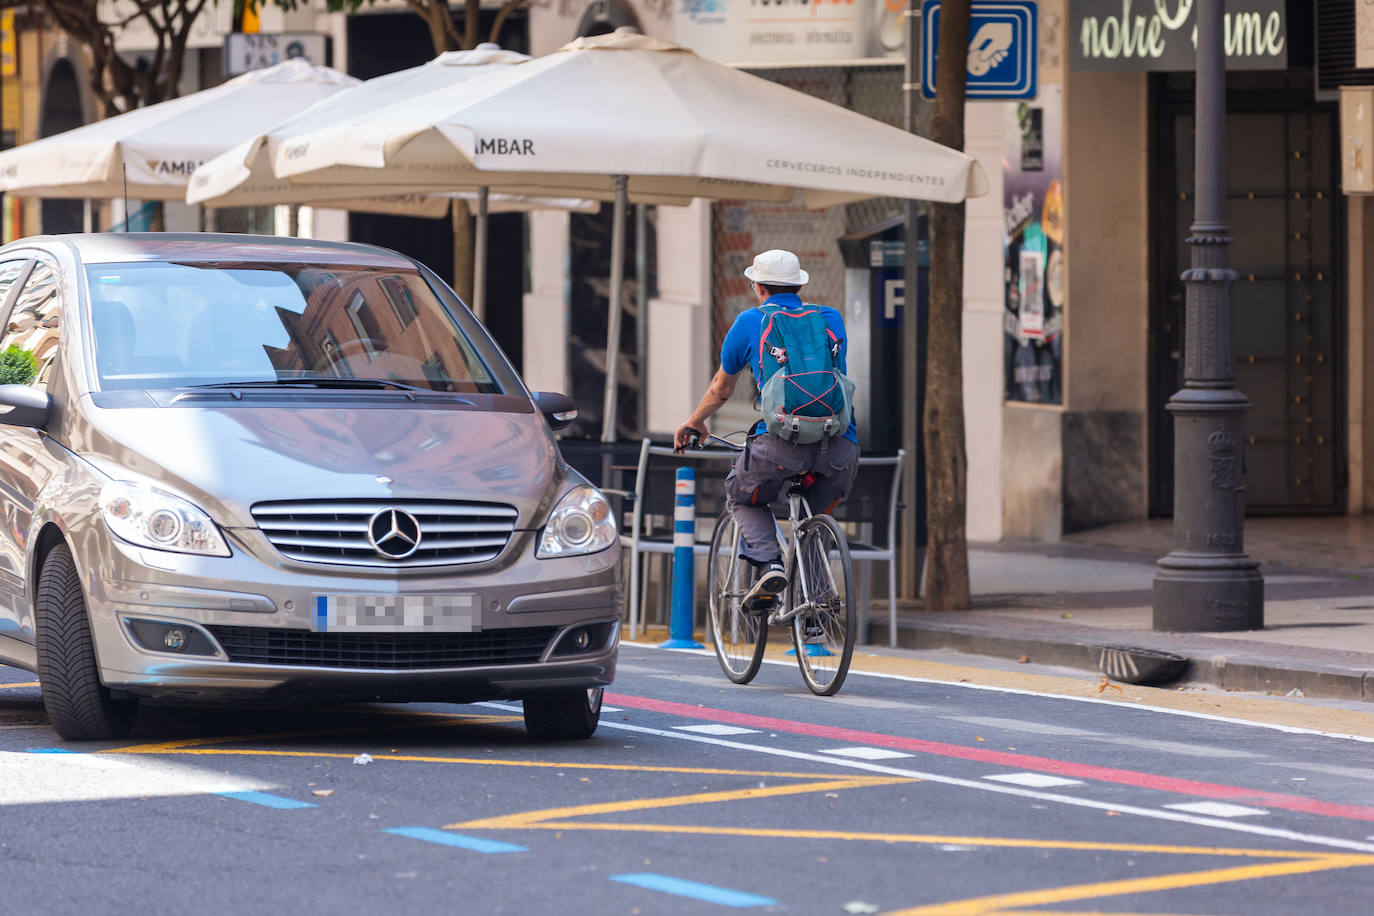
878, 616, 1373, 702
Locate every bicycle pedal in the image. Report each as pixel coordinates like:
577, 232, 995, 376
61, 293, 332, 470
744, 596, 776, 617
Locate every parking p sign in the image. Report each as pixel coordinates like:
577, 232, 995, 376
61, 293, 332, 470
921, 0, 1037, 100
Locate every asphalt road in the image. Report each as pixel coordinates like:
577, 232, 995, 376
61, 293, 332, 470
2, 643, 1373, 915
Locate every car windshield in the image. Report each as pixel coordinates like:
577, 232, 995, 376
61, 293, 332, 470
82, 260, 520, 395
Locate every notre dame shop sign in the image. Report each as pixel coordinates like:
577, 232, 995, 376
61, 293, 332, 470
1070, 0, 1286, 71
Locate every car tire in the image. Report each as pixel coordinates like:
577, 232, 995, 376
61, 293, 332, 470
522, 687, 602, 740
35, 544, 138, 741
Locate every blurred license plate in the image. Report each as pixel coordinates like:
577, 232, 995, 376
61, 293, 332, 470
313, 594, 478, 633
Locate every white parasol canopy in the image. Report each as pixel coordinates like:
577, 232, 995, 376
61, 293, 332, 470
0, 58, 359, 201
188, 44, 536, 211
271, 31, 987, 206
267, 29, 989, 441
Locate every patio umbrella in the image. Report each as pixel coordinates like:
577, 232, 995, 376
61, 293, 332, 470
0, 57, 359, 203
187, 44, 533, 211
188, 44, 596, 318
269, 28, 988, 441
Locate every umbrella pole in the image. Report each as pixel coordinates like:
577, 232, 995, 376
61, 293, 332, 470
473, 186, 489, 322
82, 200, 92, 233
635, 202, 647, 435
600, 175, 628, 444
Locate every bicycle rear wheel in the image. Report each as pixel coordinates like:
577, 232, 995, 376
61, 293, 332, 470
707, 510, 768, 684
789, 513, 855, 696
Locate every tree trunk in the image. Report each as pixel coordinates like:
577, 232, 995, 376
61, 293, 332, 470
924, 0, 972, 612
451, 198, 475, 306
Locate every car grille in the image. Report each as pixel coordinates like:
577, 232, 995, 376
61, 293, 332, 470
206, 626, 558, 670
250, 499, 519, 567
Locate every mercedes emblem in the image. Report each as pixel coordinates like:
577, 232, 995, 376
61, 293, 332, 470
366, 507, 422, 559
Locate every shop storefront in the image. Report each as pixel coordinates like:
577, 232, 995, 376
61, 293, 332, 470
1061, 0, 1353, 523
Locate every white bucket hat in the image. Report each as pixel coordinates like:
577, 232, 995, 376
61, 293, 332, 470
744, 249, 809, 287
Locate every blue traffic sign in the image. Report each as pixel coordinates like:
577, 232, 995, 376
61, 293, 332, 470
921, 0, 1038, 100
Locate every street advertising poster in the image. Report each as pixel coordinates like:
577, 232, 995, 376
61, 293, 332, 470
1003, 83, 1062, 405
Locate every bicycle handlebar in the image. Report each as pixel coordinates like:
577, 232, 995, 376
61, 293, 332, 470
685, 431, 746, 452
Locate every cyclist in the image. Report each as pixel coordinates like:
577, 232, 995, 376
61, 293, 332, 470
674, 249, 860, 613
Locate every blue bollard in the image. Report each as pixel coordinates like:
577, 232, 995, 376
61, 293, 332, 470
659, 466, 704, 649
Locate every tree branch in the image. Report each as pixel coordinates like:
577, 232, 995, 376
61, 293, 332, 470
488, 0, 526, 46
463, 0, 479, 49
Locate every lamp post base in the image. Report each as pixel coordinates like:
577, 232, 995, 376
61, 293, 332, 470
1152, 556, 1263, 632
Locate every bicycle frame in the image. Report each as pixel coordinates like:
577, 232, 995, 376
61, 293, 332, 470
696, 431, 836, 628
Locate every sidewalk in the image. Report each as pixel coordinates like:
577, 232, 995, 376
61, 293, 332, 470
883, 517, 1374, 702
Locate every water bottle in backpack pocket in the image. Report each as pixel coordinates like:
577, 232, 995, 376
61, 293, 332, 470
756, 303, 854, 444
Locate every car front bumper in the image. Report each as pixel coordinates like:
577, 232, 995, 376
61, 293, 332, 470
82, 526, 621, 702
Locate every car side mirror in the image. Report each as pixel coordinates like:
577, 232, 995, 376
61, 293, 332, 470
532, 391, 577, 431
0, 385, 50, 430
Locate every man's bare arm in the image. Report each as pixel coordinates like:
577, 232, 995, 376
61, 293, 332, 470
674, 368, 739, 450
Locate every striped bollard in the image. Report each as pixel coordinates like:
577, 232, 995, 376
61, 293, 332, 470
659, 466, 704, 649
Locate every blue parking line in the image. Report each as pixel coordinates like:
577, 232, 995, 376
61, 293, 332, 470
218, 790, 317, 810
384, 826, 527, 853
26, 748, 75, 753
609, 874, 776, 907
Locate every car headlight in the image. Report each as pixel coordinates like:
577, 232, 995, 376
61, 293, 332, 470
100, 481, 231, 557
536, 485, 616, 559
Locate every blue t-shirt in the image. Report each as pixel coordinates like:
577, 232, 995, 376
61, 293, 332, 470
720, 292, 859, 444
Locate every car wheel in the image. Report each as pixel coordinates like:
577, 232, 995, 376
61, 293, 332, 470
35, 544, 138, 741
522, 687, 602, 740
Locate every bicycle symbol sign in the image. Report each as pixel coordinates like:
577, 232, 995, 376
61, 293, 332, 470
920, 0, 1038, 100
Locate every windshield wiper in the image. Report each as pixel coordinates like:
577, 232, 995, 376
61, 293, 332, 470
180, 379, 475, 403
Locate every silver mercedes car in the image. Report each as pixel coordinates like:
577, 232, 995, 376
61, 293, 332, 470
0, 234, 620, 741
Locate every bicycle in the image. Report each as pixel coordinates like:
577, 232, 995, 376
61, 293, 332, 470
688, 433, 856, 696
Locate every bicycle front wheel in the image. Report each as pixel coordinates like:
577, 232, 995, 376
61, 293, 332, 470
707, 510, 768, 684
789, 513, 855, 696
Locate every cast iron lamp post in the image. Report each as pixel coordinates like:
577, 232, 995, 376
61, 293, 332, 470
1152, 0, 1264, 631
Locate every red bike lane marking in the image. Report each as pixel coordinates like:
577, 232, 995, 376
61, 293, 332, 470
606, 692, 1374, 823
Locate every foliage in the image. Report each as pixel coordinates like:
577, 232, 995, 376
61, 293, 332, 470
0, 0, 531, 118
0, 345, 39, 387
0, 0, 212, 114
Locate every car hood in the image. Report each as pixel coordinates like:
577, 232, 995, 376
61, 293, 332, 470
74, 400, 564, 529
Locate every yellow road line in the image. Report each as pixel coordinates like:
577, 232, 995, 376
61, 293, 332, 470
482, 820, 1335, 861
983, 911, 1220, 916
883, 855, 1374, 916
989, 911, 1225, 916
112, 744, 855, 780
451, 776, 913, 830
95, 702, 1374, 916
108, 714, 518, 754
0, 682, 39, 690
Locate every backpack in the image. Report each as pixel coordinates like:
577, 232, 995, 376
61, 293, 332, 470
756, 303, 855, 444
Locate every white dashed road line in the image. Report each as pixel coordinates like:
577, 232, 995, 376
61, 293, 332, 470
1164, 801, 1271, 818
983, 772, 1085, 788
819, 747, 915, 761
673, 724, 760, 736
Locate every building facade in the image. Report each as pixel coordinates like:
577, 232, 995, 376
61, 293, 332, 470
10, 0, 1374, 568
